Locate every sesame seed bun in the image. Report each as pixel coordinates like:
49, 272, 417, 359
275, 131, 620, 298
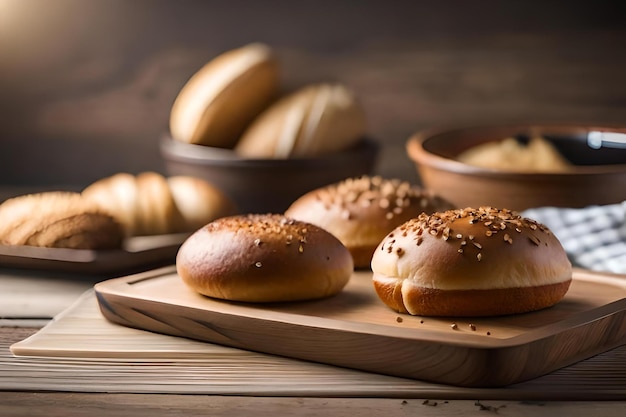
176, 214, 353, 302
285, 176, 453, 268
371, 207, 572, 316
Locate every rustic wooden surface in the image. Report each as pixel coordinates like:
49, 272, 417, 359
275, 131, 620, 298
1, 328, 625, 417
92, 268, 626, 387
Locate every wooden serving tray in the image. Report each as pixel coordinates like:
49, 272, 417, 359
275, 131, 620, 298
0, 233, 188, 276
94, 267, 626, 388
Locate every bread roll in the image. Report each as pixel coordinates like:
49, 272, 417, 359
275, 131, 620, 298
0, 192, 123, 249
177, 214, 353, 302
83, 172, 237, 236
234, 83, 367, 158
457, 136, 572, 172
285, 176, 453, 268
371, 207, 572, 317
167, 175, 238, 231
169, 43, 280, 148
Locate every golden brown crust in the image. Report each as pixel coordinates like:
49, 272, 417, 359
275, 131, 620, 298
176, 214, 353, 302
234, 83, 367, 158
83, 172, 237, 236
167, 176, 238, 231
169, 43, 279, 148
134, 172, 184, 236
0, 192, 123, 249
285, 176, 453, 269
373, 275, 571, 316
371, 207, 573, 316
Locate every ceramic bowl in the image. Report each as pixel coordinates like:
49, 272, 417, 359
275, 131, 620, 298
160, 137, 380, 214
406, 124, 626, 211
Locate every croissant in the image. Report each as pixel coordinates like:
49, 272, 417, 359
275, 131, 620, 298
82, 172, 238, 236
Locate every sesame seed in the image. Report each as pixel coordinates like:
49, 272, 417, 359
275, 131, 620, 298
477, 253, 482, 261
254, 238, 262, 246
469, 324, 477, 331
255, 261, 262, 267
473, 241, 482, 249
451, 323, 458, 330
396, 316, 403, 323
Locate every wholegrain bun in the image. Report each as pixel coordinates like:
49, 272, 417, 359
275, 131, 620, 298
177, 214, 353, 302
285, 176, 453, 268
169, 43, 280, 148
83, 172, 237, 236
371, 207, 572, 317
234, 83, 367, 158
0, 192, 123, 249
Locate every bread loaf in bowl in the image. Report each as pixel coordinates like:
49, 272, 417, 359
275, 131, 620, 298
285, 176, 453, 268
0, 192, 124, 249
176, 214, 354, 303
371, 207, 572, 317
82, 172, 237, 236
169, 43, 280, 148
234, 83, 367, 158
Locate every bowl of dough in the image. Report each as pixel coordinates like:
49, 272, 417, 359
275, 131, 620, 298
406, 124, 626, 211
161, 43, 379, 214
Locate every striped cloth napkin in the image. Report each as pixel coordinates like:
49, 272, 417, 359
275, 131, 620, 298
523, 201, 626, 274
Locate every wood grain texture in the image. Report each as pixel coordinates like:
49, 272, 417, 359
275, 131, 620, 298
0, 1, 624, 186
4, 295, 626, 401
2, 392, 626, 417
91, 267, 625, 388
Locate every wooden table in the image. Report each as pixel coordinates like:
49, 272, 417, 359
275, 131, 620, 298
2, 274, 625, 417
1, 327, 624, 417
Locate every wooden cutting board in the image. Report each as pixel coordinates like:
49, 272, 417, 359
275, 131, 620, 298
94, 267, 626, 388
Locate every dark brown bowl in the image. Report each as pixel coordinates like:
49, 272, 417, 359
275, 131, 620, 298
161, 137, 380, 214
407, 124, 626, 211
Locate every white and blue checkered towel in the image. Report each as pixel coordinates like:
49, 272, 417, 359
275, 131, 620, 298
523, 202, 626, 274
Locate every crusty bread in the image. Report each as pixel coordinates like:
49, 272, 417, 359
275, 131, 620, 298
234, 83, 367, 158
83, 172, 238, 236
169, 43, 280, 148
176, 214, 353, 302
371, 207, 572, 316
0, 192, 123, 249
285, 176, 453, 268
167, 175, 238, 231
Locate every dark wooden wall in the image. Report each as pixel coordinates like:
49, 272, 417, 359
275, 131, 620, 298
0, 0, 624, 188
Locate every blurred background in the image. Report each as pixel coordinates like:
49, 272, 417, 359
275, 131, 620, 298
0, 0, 624, 189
